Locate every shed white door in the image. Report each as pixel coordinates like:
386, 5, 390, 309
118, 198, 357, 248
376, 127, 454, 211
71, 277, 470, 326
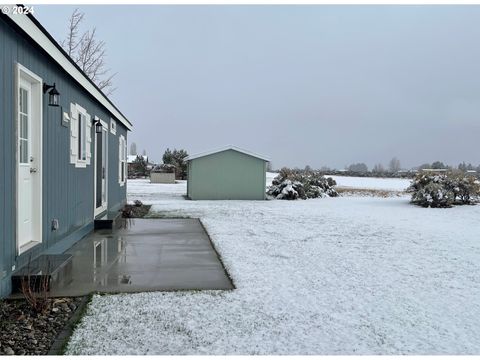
17, 73, 42, 252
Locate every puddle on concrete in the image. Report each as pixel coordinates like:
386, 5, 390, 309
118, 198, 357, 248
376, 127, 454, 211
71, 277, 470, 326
49, 219, 234, 297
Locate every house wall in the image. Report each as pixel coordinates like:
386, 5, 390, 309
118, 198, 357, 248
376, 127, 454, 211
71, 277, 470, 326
187, 150, 267, 200
0, 17, 128, 297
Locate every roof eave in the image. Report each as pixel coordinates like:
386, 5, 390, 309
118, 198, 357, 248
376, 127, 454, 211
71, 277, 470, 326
186, 145, 271, 162
3, 9, 133, 131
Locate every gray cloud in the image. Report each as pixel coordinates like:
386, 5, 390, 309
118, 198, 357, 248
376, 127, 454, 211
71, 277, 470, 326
37, 5, 480, 169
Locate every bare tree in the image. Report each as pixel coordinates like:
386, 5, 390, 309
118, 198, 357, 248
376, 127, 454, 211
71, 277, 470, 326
129, 142, 137, 156
348, 163, 368, 173
373, 163, 385, 173
61, 8, 83, 57
61, 9, 116, 95
389, 157, 401, 172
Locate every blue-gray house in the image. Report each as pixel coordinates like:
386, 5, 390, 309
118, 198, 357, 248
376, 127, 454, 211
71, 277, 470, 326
0, 10, 133, 297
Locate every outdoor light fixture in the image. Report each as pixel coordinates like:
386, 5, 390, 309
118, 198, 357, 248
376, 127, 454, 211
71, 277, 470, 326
43, 82, 60, 107
94, 118, 103, 133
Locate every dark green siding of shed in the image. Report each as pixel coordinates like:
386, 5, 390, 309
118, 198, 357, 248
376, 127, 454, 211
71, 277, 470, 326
0, 17, 127, 296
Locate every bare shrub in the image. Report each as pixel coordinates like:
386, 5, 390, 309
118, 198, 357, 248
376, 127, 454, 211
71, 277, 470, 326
20, 258, 51, 314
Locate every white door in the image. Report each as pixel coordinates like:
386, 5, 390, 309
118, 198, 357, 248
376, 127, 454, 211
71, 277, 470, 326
17, 73, 42, 252
94, 122, 108, 216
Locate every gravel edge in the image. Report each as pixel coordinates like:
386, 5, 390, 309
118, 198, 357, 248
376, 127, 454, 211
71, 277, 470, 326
47, 295, 92, 355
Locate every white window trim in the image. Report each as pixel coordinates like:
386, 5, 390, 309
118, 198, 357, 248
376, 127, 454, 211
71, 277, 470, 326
75, 104, 87, 168
110, 118, 117, 135
78, 110, 87, 165
70, 103, 91, 168
94, 118, 109, 217
119, 134, 127, 186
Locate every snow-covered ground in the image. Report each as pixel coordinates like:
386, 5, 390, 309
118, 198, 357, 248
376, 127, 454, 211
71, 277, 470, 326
127, 179, 187, 201
67, 179, 480, 355
327, 175, 411, 191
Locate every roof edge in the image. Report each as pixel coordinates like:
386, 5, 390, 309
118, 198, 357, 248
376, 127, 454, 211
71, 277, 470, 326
186, 145, 271, 162
3, 8, 133, 130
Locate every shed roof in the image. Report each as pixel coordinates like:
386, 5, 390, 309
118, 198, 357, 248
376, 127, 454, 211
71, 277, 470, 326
2, 9, 132, 130
186, 145, 270, 162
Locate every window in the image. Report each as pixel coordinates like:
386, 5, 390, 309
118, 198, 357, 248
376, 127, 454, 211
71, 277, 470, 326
70, 103, 92, 168
119, 135, 127, 185
19, 87, 29, 164
110, 119, 117, 135
78, 112, 86, 161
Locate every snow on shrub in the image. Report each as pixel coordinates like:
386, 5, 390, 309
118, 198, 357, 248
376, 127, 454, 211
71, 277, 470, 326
408, 172, 480, 208
267, 167, 338, 200
151, 163, 175, 173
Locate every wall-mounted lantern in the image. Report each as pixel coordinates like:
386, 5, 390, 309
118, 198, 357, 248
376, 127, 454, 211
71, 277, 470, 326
43, 82, 60, 107
94, 117, 103, 133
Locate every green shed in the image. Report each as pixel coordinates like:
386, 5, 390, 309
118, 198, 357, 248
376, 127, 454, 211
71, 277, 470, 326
186, 146, 270, 200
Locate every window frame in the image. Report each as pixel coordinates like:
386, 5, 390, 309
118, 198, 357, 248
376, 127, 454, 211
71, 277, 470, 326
78, 112, 87, 162
119, 135, 127, 186
71, 103, 90, 168
110, 118, 117, 135
76, 104, 87, 164
18, 86, 30, 165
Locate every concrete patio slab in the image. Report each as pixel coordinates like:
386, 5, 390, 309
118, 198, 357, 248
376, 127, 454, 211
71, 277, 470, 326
48, 218, 234, 296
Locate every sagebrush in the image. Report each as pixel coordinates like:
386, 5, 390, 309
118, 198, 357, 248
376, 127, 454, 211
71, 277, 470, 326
267, 167, 338, 200
407, 171, 480, 208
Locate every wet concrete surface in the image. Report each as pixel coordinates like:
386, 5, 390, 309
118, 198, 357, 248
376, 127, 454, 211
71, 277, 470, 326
49, 218, 234, 296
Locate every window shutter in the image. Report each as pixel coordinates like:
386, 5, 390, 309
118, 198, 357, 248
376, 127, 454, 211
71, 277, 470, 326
86, 113, 92, 165
118, 136, 123, 183
70, 103, 78, 164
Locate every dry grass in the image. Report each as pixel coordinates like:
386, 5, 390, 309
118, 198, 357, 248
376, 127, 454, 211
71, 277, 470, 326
335, 187, 406, 198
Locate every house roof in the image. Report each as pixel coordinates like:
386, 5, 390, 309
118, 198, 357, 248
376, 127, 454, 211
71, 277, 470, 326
2, 9, 133, 131
186, 145, 271, 162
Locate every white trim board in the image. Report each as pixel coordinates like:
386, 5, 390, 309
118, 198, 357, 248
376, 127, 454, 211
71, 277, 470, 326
93, 119, 109, 217
16, 63, 43, 255
5, 10, 133, 131
186, 145, 271, 162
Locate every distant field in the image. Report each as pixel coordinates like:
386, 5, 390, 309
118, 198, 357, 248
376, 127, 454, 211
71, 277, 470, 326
266, 172, 411, 192
328, 175, 411, 192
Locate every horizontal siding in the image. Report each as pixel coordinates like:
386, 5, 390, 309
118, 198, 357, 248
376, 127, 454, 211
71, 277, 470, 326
0, 17, 129, 297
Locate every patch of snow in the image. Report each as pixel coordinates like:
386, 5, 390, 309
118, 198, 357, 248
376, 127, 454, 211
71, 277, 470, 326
127, 154, 148, 163
67, 180, 480, 355
127, 179, 187, 202
266, 172, 278, 187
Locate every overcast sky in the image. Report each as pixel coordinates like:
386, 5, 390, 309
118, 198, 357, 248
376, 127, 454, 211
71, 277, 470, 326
36, 5, 480, 169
